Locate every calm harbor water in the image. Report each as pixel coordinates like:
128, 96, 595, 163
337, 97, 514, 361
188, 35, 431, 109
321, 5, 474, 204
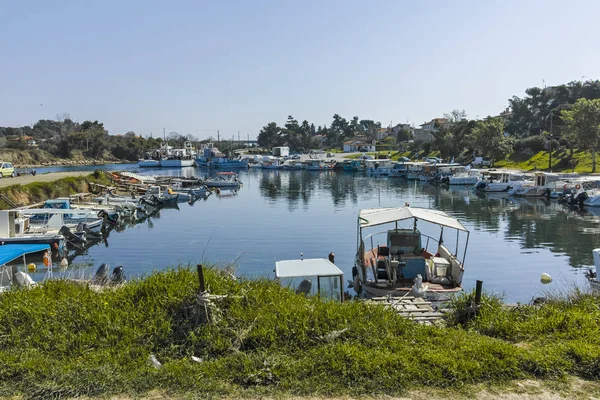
44, 165, 600, 303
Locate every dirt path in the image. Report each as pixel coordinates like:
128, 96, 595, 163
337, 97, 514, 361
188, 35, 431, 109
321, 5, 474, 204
0, 171, 92, 188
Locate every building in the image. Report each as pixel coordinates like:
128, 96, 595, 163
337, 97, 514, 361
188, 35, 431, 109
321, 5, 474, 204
420, 118, 449, 132
376, 127, 392, 140
7, 135, 38, 148
343, 139, 376, 153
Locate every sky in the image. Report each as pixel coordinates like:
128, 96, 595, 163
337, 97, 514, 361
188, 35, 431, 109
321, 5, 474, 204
1, 0, 599, 140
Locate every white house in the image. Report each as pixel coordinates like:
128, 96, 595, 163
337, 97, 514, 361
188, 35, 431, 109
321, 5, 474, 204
420, 118, 449, 132
343, 139, 376, 153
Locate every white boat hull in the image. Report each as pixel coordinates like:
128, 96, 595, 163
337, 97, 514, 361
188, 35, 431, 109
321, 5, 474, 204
138, 160, 161, 168
160, 159, 195, 168
449, 176, 479, 185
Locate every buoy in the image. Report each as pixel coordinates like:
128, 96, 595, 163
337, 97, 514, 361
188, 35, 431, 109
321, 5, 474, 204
27, 263, 36, 272
60, 258, 69, 269
43, 252, 50, 267
540, 272, 552, 284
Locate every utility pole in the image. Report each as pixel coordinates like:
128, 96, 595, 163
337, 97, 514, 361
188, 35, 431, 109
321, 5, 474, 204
163, 128, 166, 142
548, 112, 554, 172
217, 130, 220, 148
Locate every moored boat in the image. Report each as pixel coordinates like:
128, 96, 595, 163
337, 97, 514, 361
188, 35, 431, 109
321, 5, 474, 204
353, 206, 469, 299
204, 172, 242, 188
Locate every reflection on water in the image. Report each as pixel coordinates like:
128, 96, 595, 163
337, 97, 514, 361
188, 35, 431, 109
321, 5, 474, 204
49, 165, 600, 303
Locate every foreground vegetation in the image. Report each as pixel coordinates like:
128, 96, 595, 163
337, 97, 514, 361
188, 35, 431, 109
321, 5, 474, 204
1, 267, 600, 399
0, 171, 112, 209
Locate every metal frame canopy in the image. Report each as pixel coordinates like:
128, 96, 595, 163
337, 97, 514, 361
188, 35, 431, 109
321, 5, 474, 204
358, 207, 468, 232
0, 244, 50, 266
275, 258, 343, 278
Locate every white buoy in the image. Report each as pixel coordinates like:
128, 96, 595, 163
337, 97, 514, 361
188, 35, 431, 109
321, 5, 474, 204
540, 272, 552, 284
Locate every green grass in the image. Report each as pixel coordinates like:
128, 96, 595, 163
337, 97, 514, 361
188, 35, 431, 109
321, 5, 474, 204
2, 268, 600, 398
344, 150, 440, 161
0, 170, 111, 209
495, 150, 597, 173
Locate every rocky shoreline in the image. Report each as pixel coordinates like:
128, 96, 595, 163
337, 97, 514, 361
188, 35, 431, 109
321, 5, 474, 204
19, 159, 135, 168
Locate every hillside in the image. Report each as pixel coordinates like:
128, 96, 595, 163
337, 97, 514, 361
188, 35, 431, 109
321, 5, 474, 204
0, 148, 125, 167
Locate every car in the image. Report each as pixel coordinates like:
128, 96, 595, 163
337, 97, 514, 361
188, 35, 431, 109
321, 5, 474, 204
291, 154, 301, 160
398, 156, 411, 162
326, 152, 333, 158
0, 162, 16, 178
425, 157, 442, 163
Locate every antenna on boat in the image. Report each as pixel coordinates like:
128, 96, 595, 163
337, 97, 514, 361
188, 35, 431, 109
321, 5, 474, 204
300, 252, 303, 260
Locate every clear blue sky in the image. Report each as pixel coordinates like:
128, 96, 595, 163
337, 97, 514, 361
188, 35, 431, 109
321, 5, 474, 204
1, 0, 599, 139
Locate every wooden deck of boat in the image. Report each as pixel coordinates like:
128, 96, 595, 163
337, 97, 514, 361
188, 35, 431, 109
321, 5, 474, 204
364, 296, 445, 326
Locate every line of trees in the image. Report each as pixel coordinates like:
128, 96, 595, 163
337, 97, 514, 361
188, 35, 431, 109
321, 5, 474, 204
0, 116, 197, 161
257, 114, 383, 151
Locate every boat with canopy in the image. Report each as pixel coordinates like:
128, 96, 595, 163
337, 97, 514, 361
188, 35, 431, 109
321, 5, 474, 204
353, 206, 470, 298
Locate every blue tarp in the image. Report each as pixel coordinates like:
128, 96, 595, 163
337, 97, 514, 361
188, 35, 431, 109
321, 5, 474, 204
0, 244, 50, 265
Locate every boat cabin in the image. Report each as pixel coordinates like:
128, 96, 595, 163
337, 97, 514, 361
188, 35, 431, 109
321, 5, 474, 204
534, 172, 560, 187
275, 258, 344, 302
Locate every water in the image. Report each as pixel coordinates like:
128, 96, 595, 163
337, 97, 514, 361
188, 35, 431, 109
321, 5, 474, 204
48, 165, 600, 303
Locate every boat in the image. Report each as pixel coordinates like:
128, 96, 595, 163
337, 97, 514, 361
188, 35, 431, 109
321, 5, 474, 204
389, 162, 410, 178
509, 172, 567, 197
275, 257, 344, 302
204, 172, 242, 189
282, 160, 304, 170
343, 159, 366, 172
0, 210, 66, 249
160, 141, 196, 168
137, 157, 161, 168
0, 243, 52, 291
405, 162, 430, 180
261, 158, 284, 170
141, 186, 179, 206
353, 206, 470, 298
304, 159, 334, 171
586, 248, 600, 292
365, 159, 393, 175
447, 168, 482, 185
474, 170, 532, 193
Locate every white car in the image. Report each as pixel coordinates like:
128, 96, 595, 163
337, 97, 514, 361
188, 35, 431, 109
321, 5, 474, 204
425, 157, 442, 163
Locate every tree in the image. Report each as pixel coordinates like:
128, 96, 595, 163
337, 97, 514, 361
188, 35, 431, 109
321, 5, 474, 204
282, 115, 301, 151
562, 98, 600, 172
468, 117, 512, 164
257, 122, 282, 149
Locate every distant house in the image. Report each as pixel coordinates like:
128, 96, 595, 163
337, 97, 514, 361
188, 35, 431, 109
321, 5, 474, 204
343, 139, 376, 153
420, 118, 449, 132
7, 135, 38, 148
376, 127, 391, 140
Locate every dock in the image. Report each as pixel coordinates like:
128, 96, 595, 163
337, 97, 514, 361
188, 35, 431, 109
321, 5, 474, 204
364, 295, 446, 326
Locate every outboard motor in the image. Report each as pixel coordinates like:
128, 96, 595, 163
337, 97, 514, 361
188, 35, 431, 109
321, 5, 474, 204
93, 263, 110, 285
576, 191, 589, 210
58, 225, 86, 245
475, 181, 487, 191
111, 266, 126, 284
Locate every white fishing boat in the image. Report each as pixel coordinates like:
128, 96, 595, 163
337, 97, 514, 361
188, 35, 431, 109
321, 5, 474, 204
204, 172, 242, 188
0, 210, 66, 249
160, 141, 196, 168
282, 160, 304, 170
275, 257, 344, 302
365, 159, 393, 175
509, 172, 566, 197
261, 158, 284, 170
474, 170, 532, 193
304, 159, 334, 171
137, 158, 161, 168
353, 207, 469, 299
389, 162, 410, 178
448, 168, 482, 185
405, 162, 430, 180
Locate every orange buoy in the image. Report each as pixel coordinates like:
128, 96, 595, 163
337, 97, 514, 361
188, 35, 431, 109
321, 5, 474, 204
43, 252, 50, 267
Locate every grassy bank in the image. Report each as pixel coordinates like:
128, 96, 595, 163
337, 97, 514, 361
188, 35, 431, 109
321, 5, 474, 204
1, 267, 599, 399
0, 171, 112, 209
0, 148, 124, 168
